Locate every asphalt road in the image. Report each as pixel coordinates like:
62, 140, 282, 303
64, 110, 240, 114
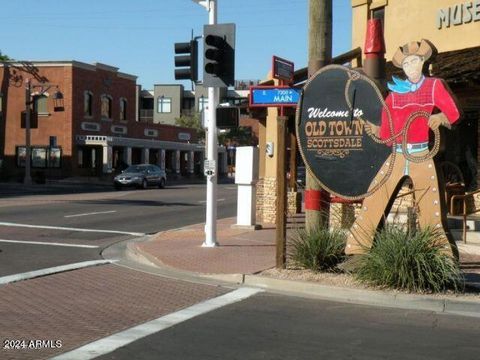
97, 291, 480, 360
0, 182, 237, 276
2, 182, 480, 360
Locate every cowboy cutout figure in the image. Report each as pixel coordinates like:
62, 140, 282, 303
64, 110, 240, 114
345, 39, 461, 257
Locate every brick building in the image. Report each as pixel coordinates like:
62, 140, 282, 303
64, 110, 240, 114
0, 61, 217, 182
138, 82, 260, 175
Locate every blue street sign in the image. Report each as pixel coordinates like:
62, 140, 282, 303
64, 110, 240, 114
250, 87, 301, 107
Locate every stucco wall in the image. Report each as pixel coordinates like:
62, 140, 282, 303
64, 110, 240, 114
352, 0, 480, 58
153, 85, 183, 125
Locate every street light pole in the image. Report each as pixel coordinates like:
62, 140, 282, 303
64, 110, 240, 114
24, 79, 32, 185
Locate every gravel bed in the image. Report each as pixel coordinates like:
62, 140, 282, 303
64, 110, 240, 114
259, 267, 480, 300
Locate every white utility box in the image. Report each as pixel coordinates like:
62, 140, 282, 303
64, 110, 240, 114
235, 146, 259, 185
234, 146, 260, 229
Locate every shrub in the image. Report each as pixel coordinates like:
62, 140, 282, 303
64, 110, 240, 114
352, 225, 464, 293
289, 226, 346, 272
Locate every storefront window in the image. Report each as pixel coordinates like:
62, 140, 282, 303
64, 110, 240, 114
78, 149, 84, 167
16, 146, 26, 167
32, 148, 47, 168
16, 146, 62, 168
48, 148, 61, 168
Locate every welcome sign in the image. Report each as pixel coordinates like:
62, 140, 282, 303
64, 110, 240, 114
296, 65, 392, 199
303, 107, 365, 156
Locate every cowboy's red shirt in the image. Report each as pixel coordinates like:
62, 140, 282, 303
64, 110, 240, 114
379, 77, 460, 144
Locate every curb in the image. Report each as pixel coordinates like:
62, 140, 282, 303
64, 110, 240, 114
243, 275, 480, 318
125, 241, 245, 285
0, 259, 116, 285
123, 238, 480, 319
457, 243, 480, 256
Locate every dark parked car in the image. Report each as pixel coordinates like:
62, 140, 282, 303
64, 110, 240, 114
114, 164, 166, 190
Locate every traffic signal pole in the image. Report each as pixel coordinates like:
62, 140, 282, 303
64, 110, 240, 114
203, 0, 218, 247
205, 86, 219, 247
193, 0, 235, 247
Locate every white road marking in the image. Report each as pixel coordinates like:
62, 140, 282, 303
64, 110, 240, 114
0, 239, 98, 248
198, 198, 226, 204
0, 222, 145, 237
64, 210, 117, 218
51, 287, 263, 360
0, 259, 116, 285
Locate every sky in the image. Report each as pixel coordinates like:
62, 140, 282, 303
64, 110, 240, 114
0, 0, 352, 89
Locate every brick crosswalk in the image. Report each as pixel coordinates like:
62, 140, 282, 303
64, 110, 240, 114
0, 264, 228, 360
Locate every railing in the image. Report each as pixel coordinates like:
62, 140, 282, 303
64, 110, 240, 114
450, 189, 480, 243
181, 109, 196, 117
234, 79, 260, 90
139, 109, 153, 121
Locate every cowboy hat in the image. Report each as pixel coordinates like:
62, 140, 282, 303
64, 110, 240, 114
392, 39, 433, 68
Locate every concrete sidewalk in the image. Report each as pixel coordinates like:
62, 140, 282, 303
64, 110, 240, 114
127, 216, 480, 318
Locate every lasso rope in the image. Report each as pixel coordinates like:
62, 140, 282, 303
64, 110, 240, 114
295, 65, 443, 201
367, 110, 441, 163
345, 73, 441, 163
342, 72, 397, 199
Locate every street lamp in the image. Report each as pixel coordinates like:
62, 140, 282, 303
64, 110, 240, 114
24, 80, 64, 185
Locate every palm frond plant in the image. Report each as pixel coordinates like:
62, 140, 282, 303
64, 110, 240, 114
289, 225, 347, 272
352, 225, 464, 293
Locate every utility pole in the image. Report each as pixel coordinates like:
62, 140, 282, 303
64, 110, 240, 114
24, 80, 32, 185
305, 0, 332, 231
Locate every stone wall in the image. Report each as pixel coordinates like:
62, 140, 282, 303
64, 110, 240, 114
287, 190, 302, 215
256, 177, 301, 224
328, 184, 416, 229
329, 203, 361, 229
391, 185, 415, 213
255, 178, 264, 223
260, 177, 277, 224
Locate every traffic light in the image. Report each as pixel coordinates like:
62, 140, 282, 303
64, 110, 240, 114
216, 106, 239, 128
203, 23, 235, 88
174, 40, 198, 81
20, 111, 38, 129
